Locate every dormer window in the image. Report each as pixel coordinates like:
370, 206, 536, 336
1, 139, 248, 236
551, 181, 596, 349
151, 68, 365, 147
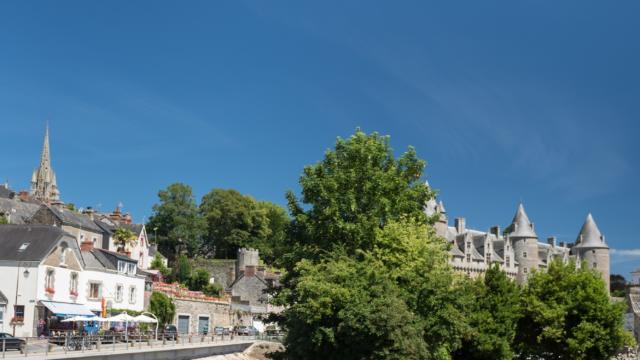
118, 261, 126, 273
127, 263, 136, 275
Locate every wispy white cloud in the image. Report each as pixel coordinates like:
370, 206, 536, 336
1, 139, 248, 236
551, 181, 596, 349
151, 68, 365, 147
611, 249, 640, 257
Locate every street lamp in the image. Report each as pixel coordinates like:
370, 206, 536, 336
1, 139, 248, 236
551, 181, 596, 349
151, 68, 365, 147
141, 311, 159, 340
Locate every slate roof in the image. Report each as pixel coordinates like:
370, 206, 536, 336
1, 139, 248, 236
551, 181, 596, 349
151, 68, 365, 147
0, 186, 14, 199
0, 290, 7, 304
0, 224, 71, 261
507, 203, 537, 238
0, 198, 42, 224
46, 206, 103, 232
574, 213, 608, 249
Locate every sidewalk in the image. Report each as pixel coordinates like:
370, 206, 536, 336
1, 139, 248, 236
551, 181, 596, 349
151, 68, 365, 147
2, 337, 257, 360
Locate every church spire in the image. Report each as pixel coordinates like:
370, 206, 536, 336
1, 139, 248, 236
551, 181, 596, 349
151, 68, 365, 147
30, 123, 60, 203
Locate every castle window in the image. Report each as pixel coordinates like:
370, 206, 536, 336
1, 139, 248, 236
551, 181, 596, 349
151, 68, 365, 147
593, 262, 597, 269
522, 251, 527, 258
523, 267, 528, 274
506, 256, 511, 267
466, 254, 471, 262
466, 242, 471, 250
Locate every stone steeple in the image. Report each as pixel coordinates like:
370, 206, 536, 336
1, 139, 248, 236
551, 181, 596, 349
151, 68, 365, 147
30, 124, 60, 203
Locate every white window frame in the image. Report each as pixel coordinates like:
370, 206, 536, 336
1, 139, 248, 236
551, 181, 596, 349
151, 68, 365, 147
88, 282, 102, 300
118, 261, 126, 273
128, 286, 137, 304
127, 263, 136, 275
115, 284, 124, 302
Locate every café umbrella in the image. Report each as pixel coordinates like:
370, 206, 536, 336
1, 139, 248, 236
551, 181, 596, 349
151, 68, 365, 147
107, 313, 136, 343
133, 314, 159, 340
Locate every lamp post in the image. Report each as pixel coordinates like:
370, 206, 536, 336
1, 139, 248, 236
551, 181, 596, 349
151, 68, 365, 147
141, 312, 159, 340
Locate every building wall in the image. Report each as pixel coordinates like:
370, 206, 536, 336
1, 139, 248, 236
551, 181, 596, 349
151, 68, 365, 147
230, 276, 268, 305
578, 248, 610, 290
61, 225, 102, 250
513, 237, 540, 284
192, 259, 237, 288
172, 298, 232, 334
106, 228, 152, 270
0, 262, 40, 337
79, 269, 145, 313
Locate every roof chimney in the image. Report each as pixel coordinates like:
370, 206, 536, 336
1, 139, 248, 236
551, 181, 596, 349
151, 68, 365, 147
245, 265, 256, 277
82, 207, 95, 220
18, 191, 29, 202
455, 217, 466, 233
490, 226, 501, 237
547, 236, 557, 247
80, 239, 94, 252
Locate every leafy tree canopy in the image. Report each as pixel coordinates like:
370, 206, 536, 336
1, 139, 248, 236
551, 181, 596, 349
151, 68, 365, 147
199, 188, 287, 259
452, 265, 521, 360
516, 260, 632, 360
173, 254, 192, 285
150, 253, 171, 277
147, 183, 206, 258
284, 129, 432, 266
149, 291, 176, 326
188, 268, 211, 291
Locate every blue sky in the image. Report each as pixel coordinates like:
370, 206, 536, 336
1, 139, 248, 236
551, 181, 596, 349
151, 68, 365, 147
1, 1, 639, 277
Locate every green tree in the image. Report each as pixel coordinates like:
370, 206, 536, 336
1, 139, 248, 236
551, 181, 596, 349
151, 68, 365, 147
0, 214, 8, 224
277, 130, 462, 359
203, 283, 223, 297
188, 268, 211, 291
114, 227, 137, 252
253, 201, 289, 264
150, 253, 171, 277
516, 260, 631, 360
610, 274, 627, 297
147, 183, 206, 258
280, 255, 428, 360
452, 265, 521, 360
149, 291, 176, 326
199, 188, 288, 260
173, 254, 192, 284
284, 129, 432, 266
200, 189, 269, 258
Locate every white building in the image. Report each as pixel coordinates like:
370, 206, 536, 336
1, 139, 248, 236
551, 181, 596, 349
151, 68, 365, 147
0, 225, 145, 337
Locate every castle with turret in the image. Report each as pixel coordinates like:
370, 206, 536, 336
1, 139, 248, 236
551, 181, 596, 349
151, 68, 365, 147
425, 187, 610, 289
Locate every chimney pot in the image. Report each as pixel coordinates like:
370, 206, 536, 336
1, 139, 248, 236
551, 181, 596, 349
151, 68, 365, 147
490, 226, 501, 237
547, 236, 557, 247
454, 217, 466, 233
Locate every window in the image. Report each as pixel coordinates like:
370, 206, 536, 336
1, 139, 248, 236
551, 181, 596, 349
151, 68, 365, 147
129, 286, 136, 304
466, 242, 471, 250
0, 304, 5, 325
127, 263, 136, 275
79, 234, 85, 242
70, 272, 79, 295
593, 262, 597, 269
522, 251, 527, 258
523, 267, 528, 274
45, 268, 55, 291
59, 242, 69, 265
18, 243, 30, 252
14, 305, 24, 321
118, 261, 126, 273
92, 237, 97, 245
466, 254, 471, 262
486, 253, 491, 263
506, 256, 511, 267
89, 282, 101, 299
115, 285, 123, 302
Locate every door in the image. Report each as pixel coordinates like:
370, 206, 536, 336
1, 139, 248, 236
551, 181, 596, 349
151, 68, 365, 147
198, 316, 209, 335
177, 315, 189, 334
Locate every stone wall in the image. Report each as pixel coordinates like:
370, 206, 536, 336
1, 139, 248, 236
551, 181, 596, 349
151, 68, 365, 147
192, 258, 238, 288
173, 298, 232, 334
230, 275, 268, 305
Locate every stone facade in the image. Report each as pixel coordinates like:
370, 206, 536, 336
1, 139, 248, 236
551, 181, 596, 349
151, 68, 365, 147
426, 189, 610, 287
192, 258, 237, 288
173, 298, 232, 334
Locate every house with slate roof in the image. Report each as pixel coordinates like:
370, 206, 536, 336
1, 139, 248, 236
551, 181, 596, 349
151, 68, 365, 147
0, 224, 146, 337
426, 182, 610, 288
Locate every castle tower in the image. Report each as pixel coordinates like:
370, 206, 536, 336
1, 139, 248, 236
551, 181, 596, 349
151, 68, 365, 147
30, 124, 60, 203
573, 213, 610, 291
508, 203, 539, 284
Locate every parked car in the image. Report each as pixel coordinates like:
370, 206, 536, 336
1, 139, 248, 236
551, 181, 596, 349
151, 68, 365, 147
245, 326, 259, 336
233, 325, 248, 335
0, 333, 25, 351
161, 325, 178, 340
214, 326, 230, 336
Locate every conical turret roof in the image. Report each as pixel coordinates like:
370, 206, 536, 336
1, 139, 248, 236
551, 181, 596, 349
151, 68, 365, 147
507, 203, 537, 238
574, 213, 608, 249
